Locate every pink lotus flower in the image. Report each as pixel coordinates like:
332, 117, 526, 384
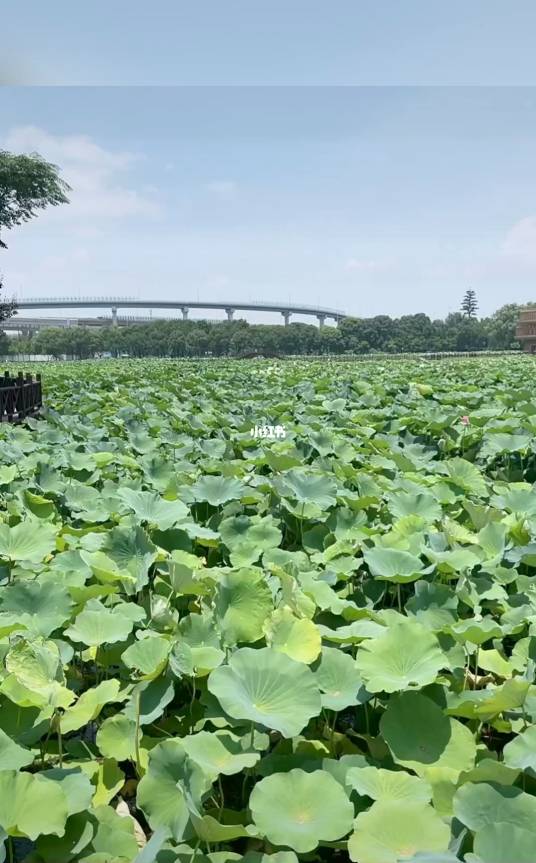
461, 415, 470, 426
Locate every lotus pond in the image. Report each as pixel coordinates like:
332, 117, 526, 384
2, 356, 536, 863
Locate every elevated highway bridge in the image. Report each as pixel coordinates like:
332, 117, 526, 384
11, 297, 346, 328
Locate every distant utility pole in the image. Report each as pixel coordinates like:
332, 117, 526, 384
461, 289, 478, 318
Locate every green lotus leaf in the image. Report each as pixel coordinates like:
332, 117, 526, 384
4, 637, 74, 709
264, 606, 321, 664
274, 470, 337, 512
475, 647, 512, 678
35, 810, 95, 863
249, 769, 354, 852
192, 475, 245, 506
355, 621, 446, 693
40, 768, 94, 816
178, 611, 223, 650
298, 572, 362, 616
347, 766, 432, 804
182, 730, 260, 779
493, 485, 536, 515
190, 811, 251, 843
65, 599, 135, 646
137, 739, 211, 840
348, 800, 450, 863
182, 522, 220, 547
220, 515, 282, 566
503, 725, 536, 774
64, 482, 112, 522
0, 578, 72, 637
118, 678, 172, 731
449, 616, 503, 645
122, 635, 170, 678
469, 822, 536, 863
167, 548, 207, 591
0, 728, 34, 770
317, 619, 387, 644
96, 714, 140, 761
405, 581, 458, 630
477, 520, 507, 559
425, 548, 480, 576
363, 548, 426, 583
0, 770, 69, 839
171, 641, 224, 679
0, 466, 16, 486
118, 488, 189, 529
381, 692, 476, 778
453, 782, 536, 833
208, 647, 322, 738
100, 525, 157, 591
219, 515, 281, 551
88, 804, 139, 861
215, 569, 273, 645
77, 550, 133, 589
380, 692, 450, 766
22, 489, 56, 519
0, 673, 72, 711
443, 457, 487, 498
459, 758, 519, 787
313, 646, 370, 710
82, 758, 125, 807
482, 431, 532, 458
447, 678, 531, 721
61, 679, 123, 734
0, 520, 57, 562
388, 491, 441, 523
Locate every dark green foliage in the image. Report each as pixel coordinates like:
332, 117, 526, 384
0, 150, 70, 249
461, 288, 478, 318
0, 274, 16, 338
0, 356, 536, 861
4, 302, 533, 358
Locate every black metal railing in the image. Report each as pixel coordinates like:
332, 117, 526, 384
0, 372, 43, 423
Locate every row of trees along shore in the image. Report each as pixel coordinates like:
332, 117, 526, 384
0, 299, 531, 358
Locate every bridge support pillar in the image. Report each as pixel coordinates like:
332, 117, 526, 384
225, 308, 234, 322
317, 313, 326, 329
282, 311, 291, 326
181, 307, 189, 321
111, 307, 118, 327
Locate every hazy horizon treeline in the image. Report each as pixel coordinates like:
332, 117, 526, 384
0, 302, 528, 358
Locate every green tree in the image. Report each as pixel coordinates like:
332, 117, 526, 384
0, 273, 16, 325
319, 325, 344, 354
485, 302, 536, 350
65, 327, 98, 359
461, 288, 478, 318
33, 327, 67, 359
0, 150, 70, 249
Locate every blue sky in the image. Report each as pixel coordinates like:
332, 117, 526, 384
1, 86, 536, 322
2, 1, 536, 85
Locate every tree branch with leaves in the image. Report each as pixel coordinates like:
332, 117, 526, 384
0, 274, 16, 324
0, 150, 71, 250
0, 149, 70, 328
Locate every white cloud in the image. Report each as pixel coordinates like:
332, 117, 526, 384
205, 180, 237, 198
502, 217, 536, 262
2, 125, 161, 222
